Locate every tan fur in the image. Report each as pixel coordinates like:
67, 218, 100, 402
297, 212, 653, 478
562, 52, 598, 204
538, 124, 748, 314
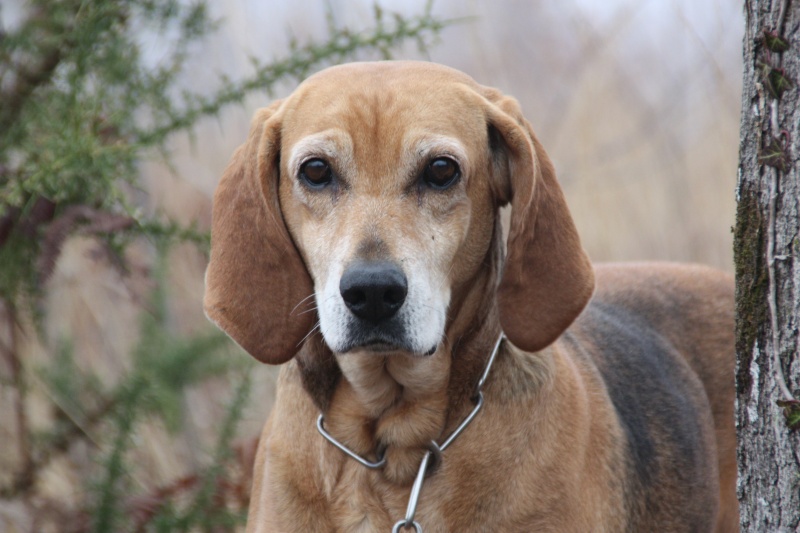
204, 61, 738, 532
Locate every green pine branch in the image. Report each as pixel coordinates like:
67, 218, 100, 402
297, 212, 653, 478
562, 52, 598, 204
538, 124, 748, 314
0, 2, 452, 530
0, 0, 450, 313
136, 4, 448, 146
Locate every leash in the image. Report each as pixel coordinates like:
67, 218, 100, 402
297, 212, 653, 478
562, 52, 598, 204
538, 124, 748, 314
316, 333, 506, 532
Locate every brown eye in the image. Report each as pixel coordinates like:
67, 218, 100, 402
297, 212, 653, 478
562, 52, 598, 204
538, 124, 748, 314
300, 159, 333, 188
423, 157, 460, 190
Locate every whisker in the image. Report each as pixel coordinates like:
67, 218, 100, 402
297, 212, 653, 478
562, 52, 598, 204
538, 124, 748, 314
297, 306, 319, 316
297, 321, 322, 347
290, 292, 317, 315
296, 292, 337, 319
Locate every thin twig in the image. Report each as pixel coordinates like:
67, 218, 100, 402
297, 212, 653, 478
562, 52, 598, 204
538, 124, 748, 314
0, 304, 35, 496
37, 205, 136, 285
0, 374, 117, 498
0, 49, 63, 134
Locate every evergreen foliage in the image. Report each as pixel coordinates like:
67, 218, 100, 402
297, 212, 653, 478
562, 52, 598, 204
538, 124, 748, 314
0, 1, 447, 529
0, 0, 446, 307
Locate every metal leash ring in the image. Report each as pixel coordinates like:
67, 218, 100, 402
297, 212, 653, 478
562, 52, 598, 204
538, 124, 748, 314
392, 520, 422, 533
424, 440, 443, 476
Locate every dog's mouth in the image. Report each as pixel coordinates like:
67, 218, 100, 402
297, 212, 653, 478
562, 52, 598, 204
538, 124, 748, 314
326, 318, 441, 356
341, 336, 438, 356
351, 340, 405, 353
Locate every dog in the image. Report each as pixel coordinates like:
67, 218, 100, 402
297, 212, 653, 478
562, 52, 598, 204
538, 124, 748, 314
204, 61, 737, 532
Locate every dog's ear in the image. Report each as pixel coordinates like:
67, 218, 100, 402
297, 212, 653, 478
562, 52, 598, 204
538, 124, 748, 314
482, 89, 595, 352
204, 101, 315, 364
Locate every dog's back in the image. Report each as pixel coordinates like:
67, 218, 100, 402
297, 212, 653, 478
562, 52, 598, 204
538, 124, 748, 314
565, 263, 736, 532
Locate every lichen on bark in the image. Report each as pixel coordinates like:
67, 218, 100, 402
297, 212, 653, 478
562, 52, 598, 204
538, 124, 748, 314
734, 183, 768, 397
736, 0, 800, 530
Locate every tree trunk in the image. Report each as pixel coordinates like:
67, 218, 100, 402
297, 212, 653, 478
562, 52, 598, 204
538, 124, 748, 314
735, 0, 800, 530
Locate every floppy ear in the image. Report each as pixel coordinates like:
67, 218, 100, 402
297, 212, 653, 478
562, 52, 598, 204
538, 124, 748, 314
483, 89, 595, 352
204, 101, 315, 364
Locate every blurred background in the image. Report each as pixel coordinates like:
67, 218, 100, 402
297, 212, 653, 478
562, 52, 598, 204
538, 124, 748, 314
167, 0, 741, 267
0, 0, 742, 531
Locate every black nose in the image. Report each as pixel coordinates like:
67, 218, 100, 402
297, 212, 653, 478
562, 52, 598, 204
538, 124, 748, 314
339, 261, 408, 322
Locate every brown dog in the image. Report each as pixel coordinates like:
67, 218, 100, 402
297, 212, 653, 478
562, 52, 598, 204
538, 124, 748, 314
204, 61, 737, 532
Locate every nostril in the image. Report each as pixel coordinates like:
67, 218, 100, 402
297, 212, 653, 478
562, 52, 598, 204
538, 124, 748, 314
383, 286, 407, 307
342, 287, 366, 307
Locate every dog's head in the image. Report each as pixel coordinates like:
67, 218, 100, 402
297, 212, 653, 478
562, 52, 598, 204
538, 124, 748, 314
204, 61, 594, 364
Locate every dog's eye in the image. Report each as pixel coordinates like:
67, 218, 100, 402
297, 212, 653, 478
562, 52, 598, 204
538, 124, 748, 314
423, 157, 460, 190
299, 159, 333, 188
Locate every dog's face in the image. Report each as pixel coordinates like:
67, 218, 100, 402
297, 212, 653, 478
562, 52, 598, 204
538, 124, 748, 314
204, 61, 594, 364
278, 64, 499, 355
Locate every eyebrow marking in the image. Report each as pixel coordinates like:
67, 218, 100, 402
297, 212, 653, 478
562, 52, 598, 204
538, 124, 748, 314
288, 130, 355, 177
408, 134, 470, 178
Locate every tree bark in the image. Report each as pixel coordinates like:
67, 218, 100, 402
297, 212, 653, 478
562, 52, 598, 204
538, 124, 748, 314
736, 0, 800, 531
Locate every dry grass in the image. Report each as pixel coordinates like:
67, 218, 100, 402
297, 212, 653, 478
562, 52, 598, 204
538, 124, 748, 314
0, 0, 742, 530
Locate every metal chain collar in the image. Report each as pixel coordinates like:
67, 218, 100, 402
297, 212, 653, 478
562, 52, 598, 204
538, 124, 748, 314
316, 334, 506, 533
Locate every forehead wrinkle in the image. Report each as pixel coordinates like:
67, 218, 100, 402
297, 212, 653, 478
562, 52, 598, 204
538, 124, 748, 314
340, 106, 407, 194
349, 96, 405, 160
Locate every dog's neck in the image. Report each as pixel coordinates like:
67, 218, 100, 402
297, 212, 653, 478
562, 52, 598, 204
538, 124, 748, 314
297, 222, 505, 485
